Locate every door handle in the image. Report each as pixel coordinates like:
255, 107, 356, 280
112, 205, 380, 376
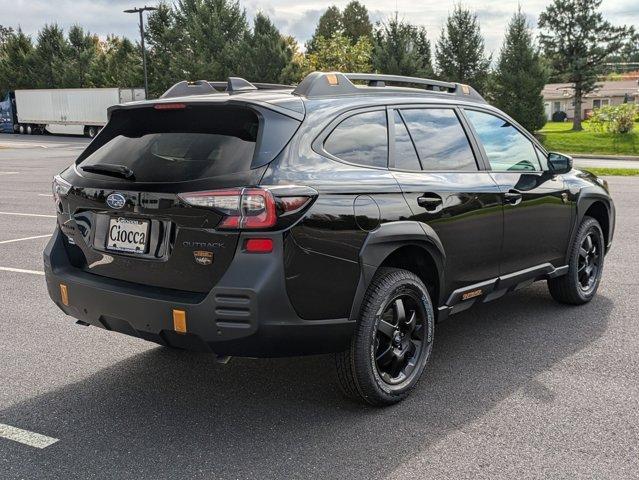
417, 195, 443, 212
504, 190, 523, 206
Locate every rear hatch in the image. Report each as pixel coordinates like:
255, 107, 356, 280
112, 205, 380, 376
55, 101, 301, 293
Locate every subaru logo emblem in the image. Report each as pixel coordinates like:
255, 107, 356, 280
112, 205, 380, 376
106, 193, 126, 209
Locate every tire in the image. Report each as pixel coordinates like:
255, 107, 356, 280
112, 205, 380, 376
86, 126, 98, 138
26, 125, 33, 135
548, 216, 605, 305
18, 124, 25, 134
335, 267, 435, 406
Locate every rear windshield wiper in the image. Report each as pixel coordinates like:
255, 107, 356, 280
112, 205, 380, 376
81, 163, 135, 180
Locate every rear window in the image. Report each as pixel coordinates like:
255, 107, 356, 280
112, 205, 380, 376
77, 106, 260, 183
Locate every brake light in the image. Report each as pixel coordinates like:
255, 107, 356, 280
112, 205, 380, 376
154, 103, 186, 110
178, 188, 277, 230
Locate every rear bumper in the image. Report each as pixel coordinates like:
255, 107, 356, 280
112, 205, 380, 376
43, 228, 354, 357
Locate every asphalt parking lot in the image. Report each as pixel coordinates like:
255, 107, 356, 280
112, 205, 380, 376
0, 134, 638, 479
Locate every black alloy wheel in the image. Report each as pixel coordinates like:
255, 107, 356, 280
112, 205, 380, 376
548, 216, 605, 305
577, 231, 601, 293
375, 295, 426, 386
335, 267, 434, 406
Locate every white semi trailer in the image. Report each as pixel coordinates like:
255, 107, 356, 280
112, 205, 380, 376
10, 87, 145, 137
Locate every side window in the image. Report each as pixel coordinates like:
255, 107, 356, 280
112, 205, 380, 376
393, 110, 421, 170
324, 110, 388, 168
400, 108, 477, 171
465, 110, 541, 172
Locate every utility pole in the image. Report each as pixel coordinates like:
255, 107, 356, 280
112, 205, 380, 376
124, 5, 158, 99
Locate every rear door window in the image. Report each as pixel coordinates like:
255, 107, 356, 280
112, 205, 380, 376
77, 106, 261, 183
400, 108, 477, 171
393, 111, 421, 171
324, 110, 388, 168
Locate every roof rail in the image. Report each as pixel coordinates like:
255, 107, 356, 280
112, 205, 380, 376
292, 72, 485, 102
161, 78, 293, 98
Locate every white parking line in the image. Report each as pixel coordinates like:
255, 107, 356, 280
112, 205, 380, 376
0, 234, 51, 245
0, 423, 59, 449
0, 266, 44, 275
38, 193, 54, 197
0, 171, 19, 175
0, 211, 56, 218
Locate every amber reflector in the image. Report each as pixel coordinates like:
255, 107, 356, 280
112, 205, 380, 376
326, 74, 339, 86
60, 284, 69, 306
173, 309, 187, 333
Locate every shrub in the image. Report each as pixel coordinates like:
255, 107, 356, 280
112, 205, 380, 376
589, 103, 638, 134
551, 110, 567, 122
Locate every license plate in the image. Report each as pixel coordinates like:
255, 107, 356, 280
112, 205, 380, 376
106, 217, 150, 254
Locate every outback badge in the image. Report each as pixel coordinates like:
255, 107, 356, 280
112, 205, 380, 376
193, 250, 214, 266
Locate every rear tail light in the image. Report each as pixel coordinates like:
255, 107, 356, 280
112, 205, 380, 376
180, 187, 307, 230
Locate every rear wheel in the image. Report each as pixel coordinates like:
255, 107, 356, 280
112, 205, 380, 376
335, 268, 434, 406
548, 216, 605, 305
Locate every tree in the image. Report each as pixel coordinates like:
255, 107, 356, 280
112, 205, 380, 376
145, 2, 182, 97
240, 13, 292, 83
0, 25, 13, 47
0, 28, 35, 96
492, 10, 547, 133
306, 6, 342, 53
539, 0, 635, 130
435, 5, 490, 94
372, 14, 433, 77
99, 36, 144, 88
31, 24, 69, 88
63, 25, 100, 87
342, 1, 372, 43
279, 36, 305, 84
303, 33, 372, 74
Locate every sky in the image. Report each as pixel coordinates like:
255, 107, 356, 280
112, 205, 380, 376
1, 0, 638, 56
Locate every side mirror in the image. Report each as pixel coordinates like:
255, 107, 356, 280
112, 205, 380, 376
548, 152, 573, 174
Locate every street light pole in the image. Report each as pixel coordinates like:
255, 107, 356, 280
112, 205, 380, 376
124, 5, 158, 99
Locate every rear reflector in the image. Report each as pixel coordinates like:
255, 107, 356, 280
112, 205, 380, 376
59, 284, 69, 306
154, 103, 186, 110
173, 309, 187, 333
244, 238, 273, 253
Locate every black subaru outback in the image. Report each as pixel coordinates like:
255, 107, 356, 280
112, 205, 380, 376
44, 72, 615, 405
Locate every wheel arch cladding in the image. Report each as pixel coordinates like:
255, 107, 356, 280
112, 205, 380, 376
583, 200, 610, 246
349, 221, 446, 321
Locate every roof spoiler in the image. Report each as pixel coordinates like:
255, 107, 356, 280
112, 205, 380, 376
292, 72, 485, 102
161, 78, 292, 98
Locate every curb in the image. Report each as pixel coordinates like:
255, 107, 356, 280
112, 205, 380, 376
571, 154, 639, 161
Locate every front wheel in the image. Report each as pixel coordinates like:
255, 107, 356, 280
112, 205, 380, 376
335, 268, 434, 406
548, 216, 605, 305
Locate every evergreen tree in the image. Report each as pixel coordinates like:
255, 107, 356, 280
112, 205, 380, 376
372, 14, 433, 77
31, 24, 69, 88
100, 37, 144, 88
145, 2, 182, 97
539, 0, 635, 130
173, 0, 249, 80
435, 5, 490, 94
279, 36, 305, 84
64, 25, 100, 87
306, 6, 342, 53
240, 13, 292, 83
492, 10, 547, 133
342, 1, 372, 43
0, 28, 35, 96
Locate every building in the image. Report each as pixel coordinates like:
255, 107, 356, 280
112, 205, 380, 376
542, 80, 639, 120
